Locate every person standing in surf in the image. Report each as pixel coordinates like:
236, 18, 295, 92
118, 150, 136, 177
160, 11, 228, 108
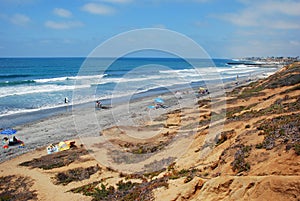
64, 97, 69, 111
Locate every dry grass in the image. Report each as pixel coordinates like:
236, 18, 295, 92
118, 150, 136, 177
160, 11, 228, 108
54, 165, 101, 185
19, 147, 89, 170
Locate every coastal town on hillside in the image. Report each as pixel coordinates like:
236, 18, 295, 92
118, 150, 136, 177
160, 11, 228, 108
235, 56, 299, 66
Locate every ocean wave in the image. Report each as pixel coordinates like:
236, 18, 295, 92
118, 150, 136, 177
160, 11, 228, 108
159, 67, 221, 76
87, 70, 225, 87
184, 67, 247, 76
223, 69, 256, 75
35, 74, 107, 83
0, 89, 137, 118
159, 69, 197, 74
231, 64, 259, 68
0, 102, 75, 118
0, 76, 227, 118
0, 107, 49, 118
0, 80, 36, 86
0, 84, 90, 98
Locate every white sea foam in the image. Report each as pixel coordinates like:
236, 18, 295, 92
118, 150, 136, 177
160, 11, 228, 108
35, 74, 106, 83
0, 84, 90, 98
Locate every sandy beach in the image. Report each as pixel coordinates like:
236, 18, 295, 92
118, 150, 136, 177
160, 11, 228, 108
0, 74, 253, 163
0, 62, 299, 200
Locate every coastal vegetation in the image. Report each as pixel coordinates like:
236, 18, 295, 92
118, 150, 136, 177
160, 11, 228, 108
0, 175, 37, 200
19, 146, 89, 170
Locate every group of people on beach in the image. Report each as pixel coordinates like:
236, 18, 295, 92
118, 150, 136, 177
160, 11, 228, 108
198, 87, 209, 95
2, 136, 24, 149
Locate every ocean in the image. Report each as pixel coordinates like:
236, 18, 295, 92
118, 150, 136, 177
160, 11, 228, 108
0, 57, 278, 127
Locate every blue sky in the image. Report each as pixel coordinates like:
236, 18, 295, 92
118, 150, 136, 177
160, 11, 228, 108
0, 0, 299, 58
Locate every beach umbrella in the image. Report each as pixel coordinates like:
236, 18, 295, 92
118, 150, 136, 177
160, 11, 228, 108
0, 128, 17, 135
154, 98, 164, 104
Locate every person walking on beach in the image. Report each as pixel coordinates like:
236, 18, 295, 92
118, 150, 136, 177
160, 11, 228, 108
65, 97, 69, 111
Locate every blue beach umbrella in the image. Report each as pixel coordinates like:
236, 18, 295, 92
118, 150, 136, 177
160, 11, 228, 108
1, 128, 17, 135
154, 98, 164, 104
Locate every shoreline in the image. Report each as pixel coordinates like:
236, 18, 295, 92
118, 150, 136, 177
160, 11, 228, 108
0, 71, 274, 163
0, 74, 261, 128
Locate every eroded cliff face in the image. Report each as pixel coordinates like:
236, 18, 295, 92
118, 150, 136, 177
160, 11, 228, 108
193, 176, 300, 201
153, 62, 300, 201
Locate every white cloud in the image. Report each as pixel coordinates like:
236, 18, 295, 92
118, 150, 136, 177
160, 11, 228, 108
10, 13, 31, 26
82, 3, 115, 15
289, 40, 300, 46
227, 38, 300, 57
220, 10, 258, 27
53, 8, 72, 18
270, 20, 300, 29
45, 20, 83, 29
259, 1, 300, 16
219, 1, 300, 30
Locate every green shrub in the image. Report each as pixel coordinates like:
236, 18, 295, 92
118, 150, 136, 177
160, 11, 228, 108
55, 165, 100, 185
231, 146, 251, 173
